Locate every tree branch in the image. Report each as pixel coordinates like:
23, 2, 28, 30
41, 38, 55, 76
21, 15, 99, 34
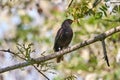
0, 48, 50, 80
101, 40, 110, 66
33, 65, 50, 80
67, 0, 74, 9
0, 26, 120, 73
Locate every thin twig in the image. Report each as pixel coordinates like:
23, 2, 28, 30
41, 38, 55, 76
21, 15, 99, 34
0, 49, 26, 60
33, 65, 50, 80
84, 0, 102, 15
101, 40, 110, 66
0, 49, 50, 80
67, 0, 74, 9
92, 0, 102, 8
0, 26, 120, 73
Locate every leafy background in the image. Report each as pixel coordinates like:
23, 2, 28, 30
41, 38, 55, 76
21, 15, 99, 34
0, 0, 120, 80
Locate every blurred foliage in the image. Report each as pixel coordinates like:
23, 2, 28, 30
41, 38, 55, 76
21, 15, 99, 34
60, 0, 120, 80
0, 0, 120, 80
54, 74, 77, 80
66, 0, 120, 43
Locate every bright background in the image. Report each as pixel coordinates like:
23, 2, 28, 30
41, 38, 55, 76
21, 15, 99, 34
0, 0, 120, 80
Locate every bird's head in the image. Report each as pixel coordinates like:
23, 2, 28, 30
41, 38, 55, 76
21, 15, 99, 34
62, 19, 73, 28
64, 19, 73, 25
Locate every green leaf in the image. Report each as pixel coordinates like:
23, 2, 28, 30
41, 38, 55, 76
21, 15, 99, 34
20, 14, 32, 24
101, 5, 107, 11
95, 12, 103, 19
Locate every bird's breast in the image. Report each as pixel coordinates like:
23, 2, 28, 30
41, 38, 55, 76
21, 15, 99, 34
64, 28, 73, 37
58, 28, 73, 46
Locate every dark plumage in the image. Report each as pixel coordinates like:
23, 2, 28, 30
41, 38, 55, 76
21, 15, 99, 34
53, 19, 73, 63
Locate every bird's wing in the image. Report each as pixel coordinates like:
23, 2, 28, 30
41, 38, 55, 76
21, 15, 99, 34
55, 28, 63, 44
53, 28, 63, 51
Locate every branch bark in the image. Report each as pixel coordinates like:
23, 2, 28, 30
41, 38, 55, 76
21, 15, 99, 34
0, 26, 120, 73
101, 40, 110, 66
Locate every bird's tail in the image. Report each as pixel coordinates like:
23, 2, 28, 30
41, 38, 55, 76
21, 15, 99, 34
56, 56, 64, 63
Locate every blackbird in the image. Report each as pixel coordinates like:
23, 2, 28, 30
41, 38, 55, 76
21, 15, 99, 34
53, 19, 73, 63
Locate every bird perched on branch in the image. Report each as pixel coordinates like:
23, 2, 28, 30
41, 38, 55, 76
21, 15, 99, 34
53, 19, 73, 63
